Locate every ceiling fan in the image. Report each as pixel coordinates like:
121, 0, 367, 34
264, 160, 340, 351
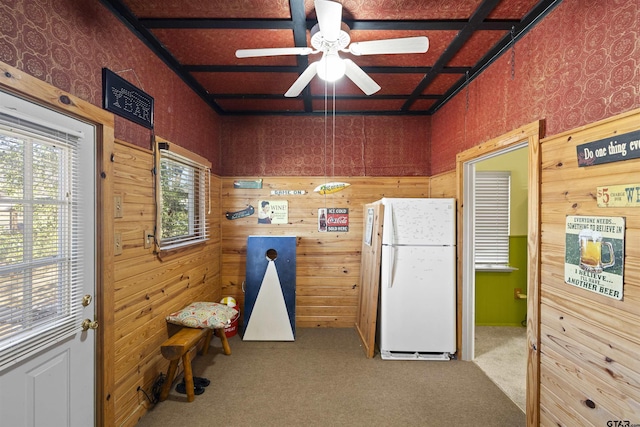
235, 0, 429, 97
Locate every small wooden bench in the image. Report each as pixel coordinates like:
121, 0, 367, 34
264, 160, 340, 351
159, 327, 231, 402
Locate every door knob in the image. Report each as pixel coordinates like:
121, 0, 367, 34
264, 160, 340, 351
81, 319, 99, 331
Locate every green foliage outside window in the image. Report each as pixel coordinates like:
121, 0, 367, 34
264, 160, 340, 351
0, 133, 68, 327
160, 159, 193, 240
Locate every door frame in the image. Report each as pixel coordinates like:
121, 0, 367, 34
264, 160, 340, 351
455, 121, 543, 426
460, 142, 527, 360
0, 62, 115, 427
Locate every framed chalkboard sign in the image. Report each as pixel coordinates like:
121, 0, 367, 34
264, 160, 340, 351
102, 68, 154, 129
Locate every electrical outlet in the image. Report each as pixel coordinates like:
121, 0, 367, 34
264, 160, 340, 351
114, 196, 123, 218
114, 233, 123, 255
144, 230, 153, 249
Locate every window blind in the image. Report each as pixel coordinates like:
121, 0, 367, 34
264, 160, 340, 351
0, 113, 84, 370
474, 171, 511, 266
158, 148, 209, 250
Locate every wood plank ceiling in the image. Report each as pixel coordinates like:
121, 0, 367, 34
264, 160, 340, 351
101, 0, 562, 116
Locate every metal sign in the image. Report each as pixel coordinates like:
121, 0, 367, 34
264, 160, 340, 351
564, 215, 625, 300
102, 68, 154, 129
576, 129, 640, 167
597, 184, 640, 207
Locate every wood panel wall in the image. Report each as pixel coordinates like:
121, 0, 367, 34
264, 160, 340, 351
429, 170, 456, 198
539, 108, 640, 424
112, 140, 222, 426
221, 177, 429, 328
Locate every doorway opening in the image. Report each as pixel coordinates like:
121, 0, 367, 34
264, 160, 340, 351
467, 144, 528, 411
455, 121, 542, 419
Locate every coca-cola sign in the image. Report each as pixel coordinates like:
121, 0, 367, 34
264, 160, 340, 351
327, 208, 349, 232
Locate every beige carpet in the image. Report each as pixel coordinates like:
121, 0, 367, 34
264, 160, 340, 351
135, 328, 525, 426
474, 326, 527, 412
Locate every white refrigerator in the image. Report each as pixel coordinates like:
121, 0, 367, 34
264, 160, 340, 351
379, 198, 456, 360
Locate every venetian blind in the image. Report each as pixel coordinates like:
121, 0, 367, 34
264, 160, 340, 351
0, 110, 84, 370
474, 171, 511, 266
158, 147, 210, 250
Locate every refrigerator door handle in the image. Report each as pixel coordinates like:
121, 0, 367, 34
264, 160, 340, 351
389, 202, 396, 246
387, 246, 396, 288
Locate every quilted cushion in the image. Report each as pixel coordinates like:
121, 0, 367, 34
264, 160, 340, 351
166, 301, 238, 329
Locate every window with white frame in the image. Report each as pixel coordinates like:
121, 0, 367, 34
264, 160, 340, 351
474, 171, 511, 268
0, 106, 87, 369
156, 139, 210, 251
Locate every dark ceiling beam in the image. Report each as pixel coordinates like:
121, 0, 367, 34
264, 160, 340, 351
194, 65, 468, 74
141, 18, 519, 32
98, 0, 225, 115
225, 109, 430, 117
289, 0, 313, 112
184, 65, 436, 74
343, 19, 517, 31
185, 65, 301, 73
140, 18, 295, 29
212, 93, 440, 100
426, 0, 563, 114
400, 0, 504, 112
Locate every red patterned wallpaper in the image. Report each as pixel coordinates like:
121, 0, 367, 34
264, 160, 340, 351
4, 0, 637, 178
220, 115, 430, 176
430, 0, 640, 175
0, 0, 222, 172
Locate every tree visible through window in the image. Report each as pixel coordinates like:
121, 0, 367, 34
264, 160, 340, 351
157, 141, 210, 250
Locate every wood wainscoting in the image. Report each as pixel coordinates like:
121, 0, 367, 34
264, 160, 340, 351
112, 140, 222, 426
538, 109, 640, 426
220, 177, 429, 328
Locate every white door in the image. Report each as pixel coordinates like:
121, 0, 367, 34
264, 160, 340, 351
0, 91, 95, 426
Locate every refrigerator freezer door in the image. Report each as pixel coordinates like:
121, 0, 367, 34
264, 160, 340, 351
380, 245, 456, 356
381, 198, 455, 246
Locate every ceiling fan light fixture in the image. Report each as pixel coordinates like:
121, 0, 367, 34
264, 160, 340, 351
317, 52, 346, 82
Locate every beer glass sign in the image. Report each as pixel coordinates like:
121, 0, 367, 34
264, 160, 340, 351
565, 215, 625, 300
578, 229, 614, 273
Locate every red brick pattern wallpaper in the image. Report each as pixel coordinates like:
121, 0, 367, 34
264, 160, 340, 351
0, 0, 222, 172
430, 0, 640, 174
220, 115, 430, 176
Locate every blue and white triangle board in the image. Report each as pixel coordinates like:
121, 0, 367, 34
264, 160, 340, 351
243, 261, 293, 340
243, 236, 296, 341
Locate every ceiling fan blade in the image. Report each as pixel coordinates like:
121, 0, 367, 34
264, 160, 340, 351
314, 0, 342, 41
348, 36, 429, 56
236, 47, 313, 58
343, 59, 381, 96
284, 62, 319, 97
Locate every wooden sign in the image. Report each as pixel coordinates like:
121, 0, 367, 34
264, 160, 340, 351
576, 129, 640, 167
564, 215, 625, 300
597, 184, 640, 207
102, 68, 154, 129
271, 190, 306, 196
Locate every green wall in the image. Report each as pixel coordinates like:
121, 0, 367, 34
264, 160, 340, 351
475, 147, 528, 326
475, 236, 528, 326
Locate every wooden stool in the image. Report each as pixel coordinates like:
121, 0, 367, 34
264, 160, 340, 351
159, 327, 231, 402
